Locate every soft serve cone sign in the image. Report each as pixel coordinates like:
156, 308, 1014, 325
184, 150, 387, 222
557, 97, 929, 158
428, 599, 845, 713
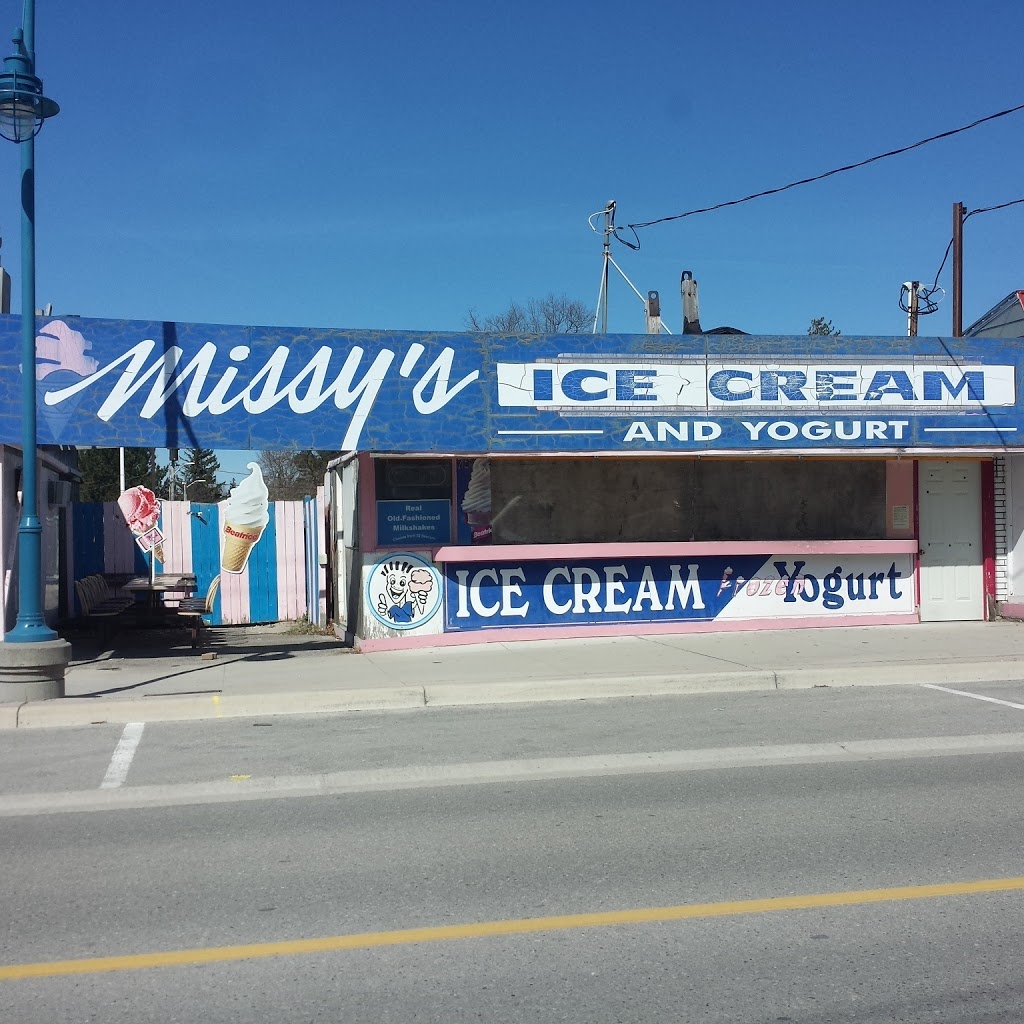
220, 463, 270, 573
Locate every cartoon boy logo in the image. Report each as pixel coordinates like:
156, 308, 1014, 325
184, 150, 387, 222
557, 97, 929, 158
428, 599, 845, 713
367, 554, 441, 630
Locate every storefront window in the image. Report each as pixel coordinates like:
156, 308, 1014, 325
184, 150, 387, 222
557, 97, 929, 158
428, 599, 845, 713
488, 458, 887, 544
374, 458, 453, 547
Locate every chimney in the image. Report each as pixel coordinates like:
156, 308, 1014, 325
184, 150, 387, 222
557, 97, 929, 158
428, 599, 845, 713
681, 271, 702, 334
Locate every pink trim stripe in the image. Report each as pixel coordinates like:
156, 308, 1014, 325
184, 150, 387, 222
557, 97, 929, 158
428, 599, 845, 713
433, 540, 919, 563
160, 502, 193, 577
357, 612, 922, 651
275, 500, 305, 621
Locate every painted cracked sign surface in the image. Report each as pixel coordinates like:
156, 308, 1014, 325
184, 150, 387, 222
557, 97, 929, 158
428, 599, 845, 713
2, 313, 1021, 452
444, 554, 915, 631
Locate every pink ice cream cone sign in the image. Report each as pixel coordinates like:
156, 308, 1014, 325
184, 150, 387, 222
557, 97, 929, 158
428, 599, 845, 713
118, 486, 159, 533
117, 485, 164, 562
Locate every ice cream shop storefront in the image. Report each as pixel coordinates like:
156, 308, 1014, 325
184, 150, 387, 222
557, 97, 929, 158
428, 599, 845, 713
2, 315, 1019, 647
325, 332, 1021, 650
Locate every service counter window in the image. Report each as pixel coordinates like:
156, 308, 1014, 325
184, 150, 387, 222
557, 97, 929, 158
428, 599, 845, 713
374, 458, 453, 547
487, 457, 888, 544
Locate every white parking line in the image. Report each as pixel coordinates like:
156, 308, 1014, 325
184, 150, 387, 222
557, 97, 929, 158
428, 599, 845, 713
100, 722, 146, 789
920, 683, 1024, 711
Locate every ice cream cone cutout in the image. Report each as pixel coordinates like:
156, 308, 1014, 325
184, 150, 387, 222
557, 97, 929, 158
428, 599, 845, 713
118, 486, 164, 562
220, 463, 269, 574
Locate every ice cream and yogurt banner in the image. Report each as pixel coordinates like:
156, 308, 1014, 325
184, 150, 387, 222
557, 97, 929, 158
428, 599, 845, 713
8, 314, 1023, 453
442, 553, 915, 631
360, 551, 914, 635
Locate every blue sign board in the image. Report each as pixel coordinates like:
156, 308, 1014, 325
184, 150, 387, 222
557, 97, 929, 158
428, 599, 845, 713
6, 313, 1023, 453
443, 554, 915, 631
377, 500, 451, 547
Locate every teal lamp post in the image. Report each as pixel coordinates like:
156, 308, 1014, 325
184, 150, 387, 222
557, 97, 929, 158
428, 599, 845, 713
0, 1, 66, 692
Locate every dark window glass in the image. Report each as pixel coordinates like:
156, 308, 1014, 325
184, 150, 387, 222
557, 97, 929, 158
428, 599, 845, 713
375, 459, 452, 501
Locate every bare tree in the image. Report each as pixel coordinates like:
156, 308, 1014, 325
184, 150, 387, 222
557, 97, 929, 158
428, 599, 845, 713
807, 317, 841, 336
258, 450, 304, 501
467, 293, 593, 334
257, 449, 338, 500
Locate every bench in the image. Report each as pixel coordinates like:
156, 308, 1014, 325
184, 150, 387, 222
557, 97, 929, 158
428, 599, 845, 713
176, 575, 221, 648
74, 575, 136, 642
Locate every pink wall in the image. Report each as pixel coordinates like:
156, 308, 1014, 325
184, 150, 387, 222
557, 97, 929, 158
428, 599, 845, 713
885, 460, 915, 539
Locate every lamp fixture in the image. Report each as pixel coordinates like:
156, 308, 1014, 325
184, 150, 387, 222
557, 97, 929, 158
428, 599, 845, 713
0, 28, 57, 142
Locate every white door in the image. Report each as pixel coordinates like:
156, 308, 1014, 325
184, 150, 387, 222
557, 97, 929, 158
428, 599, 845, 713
918, 460, 983, 621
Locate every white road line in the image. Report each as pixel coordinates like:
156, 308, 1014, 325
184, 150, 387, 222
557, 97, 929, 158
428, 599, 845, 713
5, 731, 1022, 818
920, 683, 1024, 710
100, 722, 146, 789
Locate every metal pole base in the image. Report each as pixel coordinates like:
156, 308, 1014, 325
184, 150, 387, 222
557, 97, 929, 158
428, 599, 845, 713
0, 638, 71, 702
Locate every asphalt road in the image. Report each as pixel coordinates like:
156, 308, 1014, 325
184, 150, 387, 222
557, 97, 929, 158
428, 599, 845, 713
3, 681, 1024, 1022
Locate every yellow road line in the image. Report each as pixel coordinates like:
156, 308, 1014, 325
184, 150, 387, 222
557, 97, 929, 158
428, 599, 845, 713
3, 875, 1024, 981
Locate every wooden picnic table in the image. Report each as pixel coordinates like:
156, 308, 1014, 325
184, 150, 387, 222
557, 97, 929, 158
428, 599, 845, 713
123, 574, 197, 616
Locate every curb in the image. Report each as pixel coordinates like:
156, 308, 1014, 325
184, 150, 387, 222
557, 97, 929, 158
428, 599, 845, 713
12, 687, 426, 729
5, 661, 1024, 729
775, 660, 1024, 689
424, 671, 775, 706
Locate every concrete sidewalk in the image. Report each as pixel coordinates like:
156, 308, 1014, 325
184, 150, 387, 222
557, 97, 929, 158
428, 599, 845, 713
4, 620, 1024, 728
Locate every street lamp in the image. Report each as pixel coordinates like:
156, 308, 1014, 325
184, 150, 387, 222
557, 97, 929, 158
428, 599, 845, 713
183, 479, 208, 501
0, 2, 66, 695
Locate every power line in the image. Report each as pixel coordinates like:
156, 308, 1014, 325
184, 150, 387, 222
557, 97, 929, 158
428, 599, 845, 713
968, 196, 1024, 218
915, 196, 1024, 317
928, 238, 955, 295
624, 101, 1024, 239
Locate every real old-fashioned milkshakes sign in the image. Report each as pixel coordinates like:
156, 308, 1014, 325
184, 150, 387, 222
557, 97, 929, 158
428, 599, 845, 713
6, 315, 1022, 452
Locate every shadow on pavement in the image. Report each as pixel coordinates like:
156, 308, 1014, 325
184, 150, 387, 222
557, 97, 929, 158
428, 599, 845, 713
63, 622, 350, 667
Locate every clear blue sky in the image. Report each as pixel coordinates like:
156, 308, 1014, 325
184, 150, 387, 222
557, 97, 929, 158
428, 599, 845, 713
2, 0, 1023, 478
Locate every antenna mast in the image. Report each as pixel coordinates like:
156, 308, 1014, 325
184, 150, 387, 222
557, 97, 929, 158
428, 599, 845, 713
587, 200, 672, 334
590, 200, 615, 333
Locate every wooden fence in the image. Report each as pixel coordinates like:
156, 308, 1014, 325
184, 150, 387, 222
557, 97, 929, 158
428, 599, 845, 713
71, 493, 325, 626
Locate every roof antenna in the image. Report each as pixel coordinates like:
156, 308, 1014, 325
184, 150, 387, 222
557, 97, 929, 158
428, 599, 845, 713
589, 200, 616, 333
588, 201, 673, 334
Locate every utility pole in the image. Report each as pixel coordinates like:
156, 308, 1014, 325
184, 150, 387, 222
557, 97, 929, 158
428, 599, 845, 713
904, 280, 920, 337
592, 199, 615, 334
952, 201, 965, 337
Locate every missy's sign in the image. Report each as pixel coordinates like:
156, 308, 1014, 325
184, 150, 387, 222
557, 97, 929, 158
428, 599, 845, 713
443, 554, 915, 630
5, 314, 1020, 453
